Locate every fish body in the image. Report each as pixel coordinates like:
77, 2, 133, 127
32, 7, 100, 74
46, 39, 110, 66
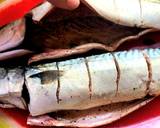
26, 48, 160, 116
1, 1, 160, 126
0, 48, 160, 117
82, 0, 160, 28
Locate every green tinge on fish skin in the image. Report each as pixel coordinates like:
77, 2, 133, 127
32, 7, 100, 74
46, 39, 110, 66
146, 0, 160, 4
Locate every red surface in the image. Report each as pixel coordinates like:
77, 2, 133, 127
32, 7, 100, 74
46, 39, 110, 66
0, 0, 43, 27
1, 1, 160, 128
1, 96, 160, 128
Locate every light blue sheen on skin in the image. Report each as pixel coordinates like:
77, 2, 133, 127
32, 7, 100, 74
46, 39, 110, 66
143, 48, 160, 58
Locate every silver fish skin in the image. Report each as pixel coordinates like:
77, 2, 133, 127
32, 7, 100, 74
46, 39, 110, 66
0, 67, 26, 109
82, 0, 160, 28
25, 48, 160, 116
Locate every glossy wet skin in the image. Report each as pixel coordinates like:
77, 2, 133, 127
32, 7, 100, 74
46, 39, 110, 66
0, 2, 160, 128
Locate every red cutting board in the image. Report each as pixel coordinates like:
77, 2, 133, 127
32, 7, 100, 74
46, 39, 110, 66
0, 0, 43, 27
1, 96, 160, 128
1, 0, 160, 128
